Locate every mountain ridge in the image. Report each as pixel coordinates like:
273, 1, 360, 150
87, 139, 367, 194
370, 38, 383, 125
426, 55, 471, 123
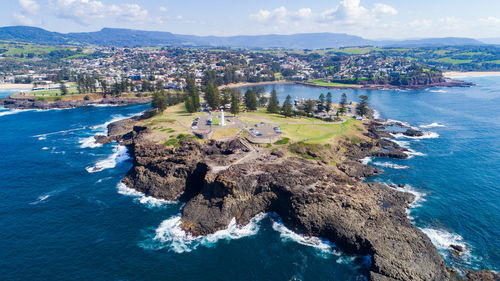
0, 26, 488, 49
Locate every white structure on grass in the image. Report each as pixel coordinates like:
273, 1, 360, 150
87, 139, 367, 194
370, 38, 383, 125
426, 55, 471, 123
220, 109, 226, 126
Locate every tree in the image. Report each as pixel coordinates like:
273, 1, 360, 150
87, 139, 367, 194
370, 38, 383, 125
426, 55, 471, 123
185, 93, 194, 113
318, 93, 325, 112
152, 91, 168, 112
60, 82, 68, 96
339, 93, 347, 115
184, 77, 200, 113
230, 91, 240, 115
356, 95, 369, 117
267, 88, 280, 113
244, 88, 258, 111
326, 92, 332, 112
205, 82, 220, 109
282, 95, 293, 117
304, 99, 315, 116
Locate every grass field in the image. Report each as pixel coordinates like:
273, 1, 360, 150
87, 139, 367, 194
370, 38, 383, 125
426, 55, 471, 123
306, 79, 361, 88
432, 57, 473, 65
212, 128, 241, 140
239, 108, 328, 124
0, 42, 68, 57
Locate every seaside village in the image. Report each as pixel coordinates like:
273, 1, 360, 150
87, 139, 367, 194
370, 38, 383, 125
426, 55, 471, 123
2, 46, 432, 93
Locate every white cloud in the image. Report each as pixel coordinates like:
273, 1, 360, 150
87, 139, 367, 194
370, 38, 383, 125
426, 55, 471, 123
373, 3, 398, 16
18, 0, 39, 15
159, 6, 168, 12
250, 6, 311, 24
49, 0, 149, 25
319, 0, 397, 25
478, 16, 500, 25
13, 12, 34, 25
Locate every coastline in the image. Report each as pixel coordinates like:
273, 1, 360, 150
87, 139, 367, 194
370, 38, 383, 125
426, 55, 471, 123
218, 81, 294, 89
220, 79, 472, 91
444, 71, 500, 78
0, 83, 32, 90
95, 111, 455, 281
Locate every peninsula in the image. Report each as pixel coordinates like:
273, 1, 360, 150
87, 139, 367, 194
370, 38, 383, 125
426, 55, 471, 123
93, 96, 495, 280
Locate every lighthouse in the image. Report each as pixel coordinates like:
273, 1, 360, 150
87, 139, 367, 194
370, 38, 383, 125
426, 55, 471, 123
220, 109, 226, 126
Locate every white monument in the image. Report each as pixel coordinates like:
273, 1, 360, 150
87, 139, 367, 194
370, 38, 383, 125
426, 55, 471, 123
220, 109, 226, 126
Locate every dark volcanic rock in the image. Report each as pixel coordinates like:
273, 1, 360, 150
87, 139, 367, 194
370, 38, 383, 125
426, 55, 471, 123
466, 270, 500, 281
103, 116, 451, 281
0, 96, 151, 110
404, 128, 424, 137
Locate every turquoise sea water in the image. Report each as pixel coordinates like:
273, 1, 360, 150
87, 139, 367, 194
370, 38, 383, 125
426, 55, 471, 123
1, 77, 499, 280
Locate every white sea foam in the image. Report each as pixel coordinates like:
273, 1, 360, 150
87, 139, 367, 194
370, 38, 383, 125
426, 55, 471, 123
147, 213, 266, 253
86, 145, 129, 173
117, 182, 176, 208
88, 103, 120, 107
90, 112, 142, 133
29, 194, 51, 205
421, 228, 466, 251
420, 122, 446, 129
373, 162, 410, 169
270, 215, 338, 256
405, 148, 427, 158
360, 157, 372, 165
384, 137, 410, 149
41, 147, 49, 150
391, 131, 439, 139
34, 127, 86, 139
79, 135, 103, 148
394, 184, 426, 209
430, 89, 448, 93
0, 109, 24, 117
372, 109, 381, 119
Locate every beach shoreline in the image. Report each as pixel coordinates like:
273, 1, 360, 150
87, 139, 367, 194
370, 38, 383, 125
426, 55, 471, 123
444, 71, 500, 78
0, 83, 32, 90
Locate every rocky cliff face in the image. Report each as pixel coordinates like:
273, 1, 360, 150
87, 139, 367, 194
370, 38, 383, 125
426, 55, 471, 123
99, 117, 454, 281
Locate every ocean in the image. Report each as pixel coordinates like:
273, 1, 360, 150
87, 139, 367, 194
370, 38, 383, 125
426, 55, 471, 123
1, 77, 499, 280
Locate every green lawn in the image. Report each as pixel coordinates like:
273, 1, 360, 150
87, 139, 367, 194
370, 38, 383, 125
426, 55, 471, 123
433, 57, 473, 65
307, 79, 361, 88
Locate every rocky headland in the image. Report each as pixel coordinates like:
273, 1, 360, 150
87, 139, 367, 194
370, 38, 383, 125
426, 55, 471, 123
0, 95, 152, 110
95, 113, 497, 281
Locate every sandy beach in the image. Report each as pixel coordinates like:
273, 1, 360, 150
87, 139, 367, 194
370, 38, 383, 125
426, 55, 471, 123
444, 71, 500, 78
0, 83, 33, 90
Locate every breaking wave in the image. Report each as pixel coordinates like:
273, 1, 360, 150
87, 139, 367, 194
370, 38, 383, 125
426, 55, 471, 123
373, 161, 410, 169
420, 122, 446, 129
79, 136, 103, 148
85, 145, 130, 173
421, 228, 466, 251
360, 157, 372, 165
116, 182, 176, 208
143, 213, 267, 253
391, 131, 440, 139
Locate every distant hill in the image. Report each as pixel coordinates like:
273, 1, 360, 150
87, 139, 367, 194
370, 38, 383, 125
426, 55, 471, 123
0, 26, 487, 49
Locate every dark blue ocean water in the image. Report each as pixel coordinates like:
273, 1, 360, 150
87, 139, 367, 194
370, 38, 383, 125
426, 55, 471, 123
1, 77, 499, 280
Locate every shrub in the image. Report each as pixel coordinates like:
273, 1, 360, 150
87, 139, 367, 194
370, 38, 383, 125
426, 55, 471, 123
274, 137, 290, 145
83, 95, 90, 100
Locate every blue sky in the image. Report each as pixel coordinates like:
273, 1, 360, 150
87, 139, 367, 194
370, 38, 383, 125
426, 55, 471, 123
2, 0, 500, 39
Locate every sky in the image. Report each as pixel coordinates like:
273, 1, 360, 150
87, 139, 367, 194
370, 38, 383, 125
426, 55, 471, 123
2, 0, 500, 39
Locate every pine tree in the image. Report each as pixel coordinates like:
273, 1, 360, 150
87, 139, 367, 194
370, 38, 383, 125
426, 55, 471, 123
356, 95, 369, 117
244, 89, 258, 111
60, 82, 68, 96
267, 88, 280, 113
326, 92, 332, 112
152, 91, 168, 112
318, 93, 325, 112
339, 93, 347, 115
230, 91, 240, 115
282, 95, 293, 117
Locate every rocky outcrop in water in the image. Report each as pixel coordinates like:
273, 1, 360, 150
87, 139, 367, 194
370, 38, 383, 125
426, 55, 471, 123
0, 96, 151, 109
